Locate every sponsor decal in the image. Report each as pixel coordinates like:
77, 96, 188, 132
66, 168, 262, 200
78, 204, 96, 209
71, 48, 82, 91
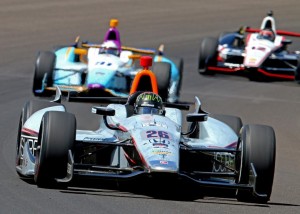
21, 135, 38, 158
160, 160, 168, 165
152, 150, 171, 155
212, 152, 235, 172
142, 122, 167, 128
249, 58, 257, 63
149, 138, 170, 148
257, 47, 266, 51
83, 137, 106, 141
136, 93, 162, 103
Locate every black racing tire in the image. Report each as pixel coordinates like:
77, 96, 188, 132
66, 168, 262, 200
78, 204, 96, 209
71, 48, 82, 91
198, 37, 218, 75
34, 111, 76, 188
152, 62, 171, 101
33, 51, 55, 96
16, 100, 65, 178
168, 57, 184, 98
236, 124, 276, 203
294, 59, 300, 83
210, 114, 243, 135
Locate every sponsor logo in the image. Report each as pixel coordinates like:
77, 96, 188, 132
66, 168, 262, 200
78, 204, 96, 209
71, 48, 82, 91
149, 139, 170, 148
137, 93, 162, 103
160, 160, 168, 165
152, 150, 171, 155
83, 137, 105, 141
21, 135, 38, 157
212, 152, 235, 172
142, 122, 167, 128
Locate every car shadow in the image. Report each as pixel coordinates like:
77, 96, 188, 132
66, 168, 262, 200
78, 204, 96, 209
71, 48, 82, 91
20, 175, 300, 207
56, 178, 300, 207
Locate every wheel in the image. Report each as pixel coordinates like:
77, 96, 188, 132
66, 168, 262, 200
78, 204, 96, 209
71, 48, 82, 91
16, 100, 65, 178
236, 124, 276, 203
198, 37, 218, 75
168, 57, 183, 98
210, 114, 243, 135
152, 62, 171, 101
295, 60, 300, 83
34, 111, 76, 187
33, 51, 55, 96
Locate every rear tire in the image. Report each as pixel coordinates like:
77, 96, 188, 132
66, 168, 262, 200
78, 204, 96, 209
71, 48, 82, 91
210, 114, 243, 135
33, 51, 55, 96
152, 62, 171, 101
168, 57, 184, 98
294, 60, 300, 83
34, 111, 76, 188
236, 124, 276, 203
198, 37, 218, 75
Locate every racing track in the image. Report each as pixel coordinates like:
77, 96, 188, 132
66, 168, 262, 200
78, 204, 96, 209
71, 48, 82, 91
1, 0, 300, 213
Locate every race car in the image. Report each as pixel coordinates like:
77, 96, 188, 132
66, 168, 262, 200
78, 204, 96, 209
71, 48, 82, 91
17, 56, 276, 203
198, 11, 300, 81
33, 19, 183, 103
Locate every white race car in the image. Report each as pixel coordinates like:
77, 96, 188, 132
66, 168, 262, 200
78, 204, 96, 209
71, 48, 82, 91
198, 11, 300, 81
17, 57, 276, 203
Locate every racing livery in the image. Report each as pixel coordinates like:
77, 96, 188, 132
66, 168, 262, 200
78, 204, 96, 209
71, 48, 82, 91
198, 11, 300, 81
18, 57, 276, 203
33, 19, 183, 102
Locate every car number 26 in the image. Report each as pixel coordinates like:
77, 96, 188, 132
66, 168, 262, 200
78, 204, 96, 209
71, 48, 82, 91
146, 130, 170, 139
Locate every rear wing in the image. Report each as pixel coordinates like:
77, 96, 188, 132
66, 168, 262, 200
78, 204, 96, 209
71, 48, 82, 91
245, 27, 300, 37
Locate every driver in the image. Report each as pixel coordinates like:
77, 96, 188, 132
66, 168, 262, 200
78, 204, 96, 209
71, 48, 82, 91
258, 29, 275, 41
99, 40, 120, 56
134, 92, 164, 115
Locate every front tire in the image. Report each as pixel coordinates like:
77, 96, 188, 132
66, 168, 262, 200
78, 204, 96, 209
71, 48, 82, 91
198, 37, 218, 75
33, 51, 55, 96
210, 114, 243, 135
16, 100, 65, 178
34, 111, 76, 187
236, 124, 276, 203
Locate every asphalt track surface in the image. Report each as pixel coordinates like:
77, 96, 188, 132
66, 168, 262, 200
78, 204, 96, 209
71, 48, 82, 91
1, 0, 300, 213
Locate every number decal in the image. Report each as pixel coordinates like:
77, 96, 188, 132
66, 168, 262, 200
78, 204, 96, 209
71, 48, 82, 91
146, 130, 156, 138
158, 131, 169, 139
146, 130, 170, 139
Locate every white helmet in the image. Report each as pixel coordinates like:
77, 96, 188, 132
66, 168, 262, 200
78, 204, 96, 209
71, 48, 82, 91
100, 41, 119, 56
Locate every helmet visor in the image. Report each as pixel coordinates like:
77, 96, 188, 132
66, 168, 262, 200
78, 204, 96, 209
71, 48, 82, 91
137, 107, 160, 115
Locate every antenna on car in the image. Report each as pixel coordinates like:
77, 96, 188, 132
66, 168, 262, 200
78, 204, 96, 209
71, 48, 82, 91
267, 10, 273, 17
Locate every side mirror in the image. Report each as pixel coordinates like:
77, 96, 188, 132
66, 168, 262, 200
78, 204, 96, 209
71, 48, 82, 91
92, 107, 115, 116
281, 40, 292, 45
186, 113, 208, 122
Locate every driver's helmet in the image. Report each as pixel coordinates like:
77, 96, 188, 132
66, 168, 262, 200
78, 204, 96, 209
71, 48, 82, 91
99, 41, 120, 56
134, 92, 164, 115
258, 29, 275, 41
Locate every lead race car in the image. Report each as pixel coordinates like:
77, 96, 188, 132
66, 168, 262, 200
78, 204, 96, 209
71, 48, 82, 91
33, 19, 183, 103
198, 11, 300, 81
18, 57, 275, 203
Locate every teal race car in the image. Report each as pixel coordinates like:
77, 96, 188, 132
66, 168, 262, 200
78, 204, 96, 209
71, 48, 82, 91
33, 19, 183, 102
